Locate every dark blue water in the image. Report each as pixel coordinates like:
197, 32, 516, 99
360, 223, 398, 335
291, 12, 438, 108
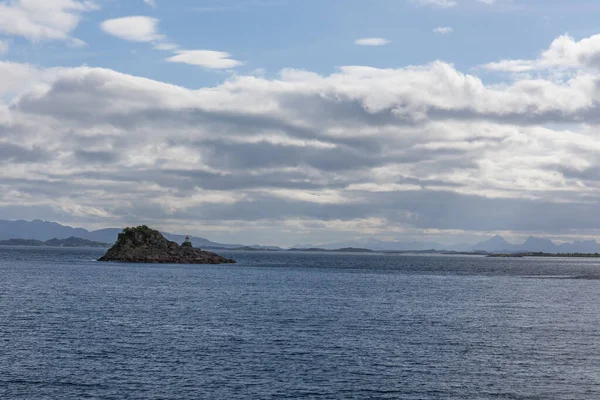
1, 247, 600, 399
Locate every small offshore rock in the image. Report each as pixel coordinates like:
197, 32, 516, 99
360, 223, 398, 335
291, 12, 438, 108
98, 225, 236, 264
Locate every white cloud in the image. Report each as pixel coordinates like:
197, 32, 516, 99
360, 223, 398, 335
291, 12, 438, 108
433, 27, 454, 34
100, 16, 163, 43
484, 34, 600, 72
0, 61, 48, 97
6, 33, 600, 243
477, 0, 496, 4
413, 0, 458, 8
355, 38, 391, 46
166, 50, 244, 69
143, 0, 156, 7
0, 0, 97, 42
100, 16, 241, 70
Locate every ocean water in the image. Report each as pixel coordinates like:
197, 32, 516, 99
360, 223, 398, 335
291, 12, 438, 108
1, 247, 600, 399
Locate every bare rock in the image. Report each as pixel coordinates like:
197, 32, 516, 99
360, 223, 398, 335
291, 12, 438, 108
98, 226, 236, 264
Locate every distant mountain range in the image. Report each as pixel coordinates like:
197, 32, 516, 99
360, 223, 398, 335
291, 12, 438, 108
295, 235, 600, 254
0, 220, 281, 250
468, 235, 600, 254
2, 220, 600, 254
0, 237, 110, 248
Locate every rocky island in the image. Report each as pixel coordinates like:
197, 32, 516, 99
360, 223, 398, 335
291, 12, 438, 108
98, 225, 236, 264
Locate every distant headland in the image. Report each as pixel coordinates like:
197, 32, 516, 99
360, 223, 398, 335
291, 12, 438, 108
286, 247, 375, 253
487, 252, 600, 258
0, 237, 110, 248
98, 226, 236, 264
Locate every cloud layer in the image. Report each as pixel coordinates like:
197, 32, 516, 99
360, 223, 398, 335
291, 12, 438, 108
3, 33, 600, 244
484, 34, 600, 72
0, 0, 97, 43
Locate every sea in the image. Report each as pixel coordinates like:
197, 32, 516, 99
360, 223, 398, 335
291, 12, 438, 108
1, 247, 600, 399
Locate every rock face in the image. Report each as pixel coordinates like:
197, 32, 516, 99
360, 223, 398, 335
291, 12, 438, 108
98, 226, 236, 264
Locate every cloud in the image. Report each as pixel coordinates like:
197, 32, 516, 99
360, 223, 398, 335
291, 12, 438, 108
0, 61, 49, 97
0, 0, 97, 43
143, 0, 156, 7
5, 33, 600, 244
100, 16, 242, 69
101, 16, 163, 43
166, 50, 244, 69
477, 0, 495, 4
413, 0, 457, 8
484, 34, 600, 72
355, 38, 391, 46
0, 143, 51, 163
433, 27, 454, 34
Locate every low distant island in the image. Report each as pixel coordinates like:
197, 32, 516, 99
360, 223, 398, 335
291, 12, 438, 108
287, 247, 375, 253
98, 225, 236, 264
0, 237, 110, 248
488, 252, 600, 258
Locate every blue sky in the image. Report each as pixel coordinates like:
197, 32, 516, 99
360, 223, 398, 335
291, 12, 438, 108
7, 0, 600, 86
4, 0, 600, 246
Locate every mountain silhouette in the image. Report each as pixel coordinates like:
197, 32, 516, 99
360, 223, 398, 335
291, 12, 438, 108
3, 220, 600, 253
472, 235, 512, 252
0, 220, 244, 249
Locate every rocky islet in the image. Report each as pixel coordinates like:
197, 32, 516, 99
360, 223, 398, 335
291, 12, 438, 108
98, 225, 236, 264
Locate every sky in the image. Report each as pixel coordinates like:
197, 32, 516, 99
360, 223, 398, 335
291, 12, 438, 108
4, 0, 600, 246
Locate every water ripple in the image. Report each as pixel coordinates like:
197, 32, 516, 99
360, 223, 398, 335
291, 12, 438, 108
1, 248, 600, 398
